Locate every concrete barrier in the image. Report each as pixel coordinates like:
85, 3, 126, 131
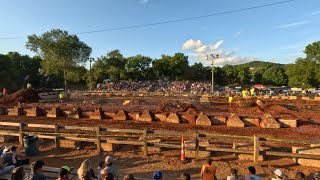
114, 110, 128, 121
260, 114, 280, 128
242, 117, 260, 127
210, 116, 226, 125
8, 106, 23, 116
89, 108, 104, 120
139, 110, 153, 122
154, 113, 167, 122
302, 97, 311, 101
314, 97, 320, 101
181, 114, 196, 124
290, 96, 297, 100
226, 113, 244, 127
47, 107, 63, 118
196, 113, 211, 126
128, 112, 140, 120
292, 147, 320, 168
165, 113, 181, 124
278, 119, 297, 128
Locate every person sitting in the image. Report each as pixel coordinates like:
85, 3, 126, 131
180, 172, 191, 180
123, 174, 135, 180
24, 160, 46, 180
97, 160, 105, 180
3, 145, 29, 167
244, 166, 261, 180
201, 159, 216, 180
272, 169, 285, 180
314, 173, 320, 180
100, 168, 114, 180
58, 166, 72, 180
295, 172, 305, 180
105, 156, 118, 180
153, 171, 162, 180
0, 156, 15, 175
11, 166, 25, 180
227, 168, 239, 180
78, 159, 94, 180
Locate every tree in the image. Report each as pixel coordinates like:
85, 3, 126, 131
125, 55, 152, 81
261, 66, 287, 86
222, 65, 237, 84
98, 50, 126, 81
236, 65, 251, 84
286, 58, 318, 88
26, 29, 92, 92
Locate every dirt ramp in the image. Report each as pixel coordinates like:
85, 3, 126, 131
155, 100, 195, 113
0, 88, 39, 105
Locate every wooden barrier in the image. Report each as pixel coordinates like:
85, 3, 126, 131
1, 122, 320, 165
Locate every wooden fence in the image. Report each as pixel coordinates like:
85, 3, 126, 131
0, 121, 320, 165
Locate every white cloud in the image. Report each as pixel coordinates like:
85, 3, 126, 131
182, 39, 256, 66
182, 39, 203, 50
195, 45, 208, 53
209, 40, 224, 51
276, 20, 310, 29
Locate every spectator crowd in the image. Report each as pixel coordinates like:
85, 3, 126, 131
1, 144, 320, 180
96, 80, 215, 94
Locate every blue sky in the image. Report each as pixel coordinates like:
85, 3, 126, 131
0, 0, 319, 66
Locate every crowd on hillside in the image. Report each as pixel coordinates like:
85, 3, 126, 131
1, 145, 320, 180
97, 80, 212, 94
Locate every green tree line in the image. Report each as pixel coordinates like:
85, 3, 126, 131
0, 29, 319, 92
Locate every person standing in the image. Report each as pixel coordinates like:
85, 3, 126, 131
27, 83, 32, 88
24, 160, 46, 180
201, 159, 216, 180
104, 156, 118, 180
244, 166, 261, 180
2, 88, 7, 96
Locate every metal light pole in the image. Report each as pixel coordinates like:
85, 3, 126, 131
207, 54, 219, 94
88, 57, 95, 91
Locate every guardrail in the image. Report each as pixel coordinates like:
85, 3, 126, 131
0, 122, 320, 165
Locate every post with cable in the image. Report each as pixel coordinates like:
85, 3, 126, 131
207, 54, 219, 95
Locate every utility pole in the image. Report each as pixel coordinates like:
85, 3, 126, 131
207, 54, 219, 94
88, 57, 95, 91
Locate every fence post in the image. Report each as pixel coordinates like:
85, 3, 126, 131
96, 127, 101, 153
195, 131, 199, 160
19, 122, 24, 145
143, 129, 148, 156
54, 125, 60, 149
253, 134, 259, 165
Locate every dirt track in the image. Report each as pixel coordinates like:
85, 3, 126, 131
1, 95, 320, 141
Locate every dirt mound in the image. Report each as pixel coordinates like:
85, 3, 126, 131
0, 88, 39, 105
155, 100, 195, 113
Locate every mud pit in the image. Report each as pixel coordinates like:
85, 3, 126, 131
1, 94, 320, 179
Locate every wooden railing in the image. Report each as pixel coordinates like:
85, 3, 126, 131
1, 122, 320, 165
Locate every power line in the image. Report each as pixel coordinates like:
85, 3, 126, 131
0, 0, 296, 40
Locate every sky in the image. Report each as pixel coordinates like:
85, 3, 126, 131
0, 0, 319, 67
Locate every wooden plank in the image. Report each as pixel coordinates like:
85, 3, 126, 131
63, 137, 96, 142
205, 147, 253, 154
151, 130, 192, 137
0, 131, 20, 136
0, 122, 20, 126
96, 127, 101, 152
201, 133, 253, 140
28, 124, 56, 129
106, 139, 144, 145
261, 137, 320, 145
264, 151, 320, 159
106, 128, 144, 134
19, 122, 24, 145
37, 135, 56, 139
254, 135, 259, 165
143, 129, 148, 156
64, 126, 96, 131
